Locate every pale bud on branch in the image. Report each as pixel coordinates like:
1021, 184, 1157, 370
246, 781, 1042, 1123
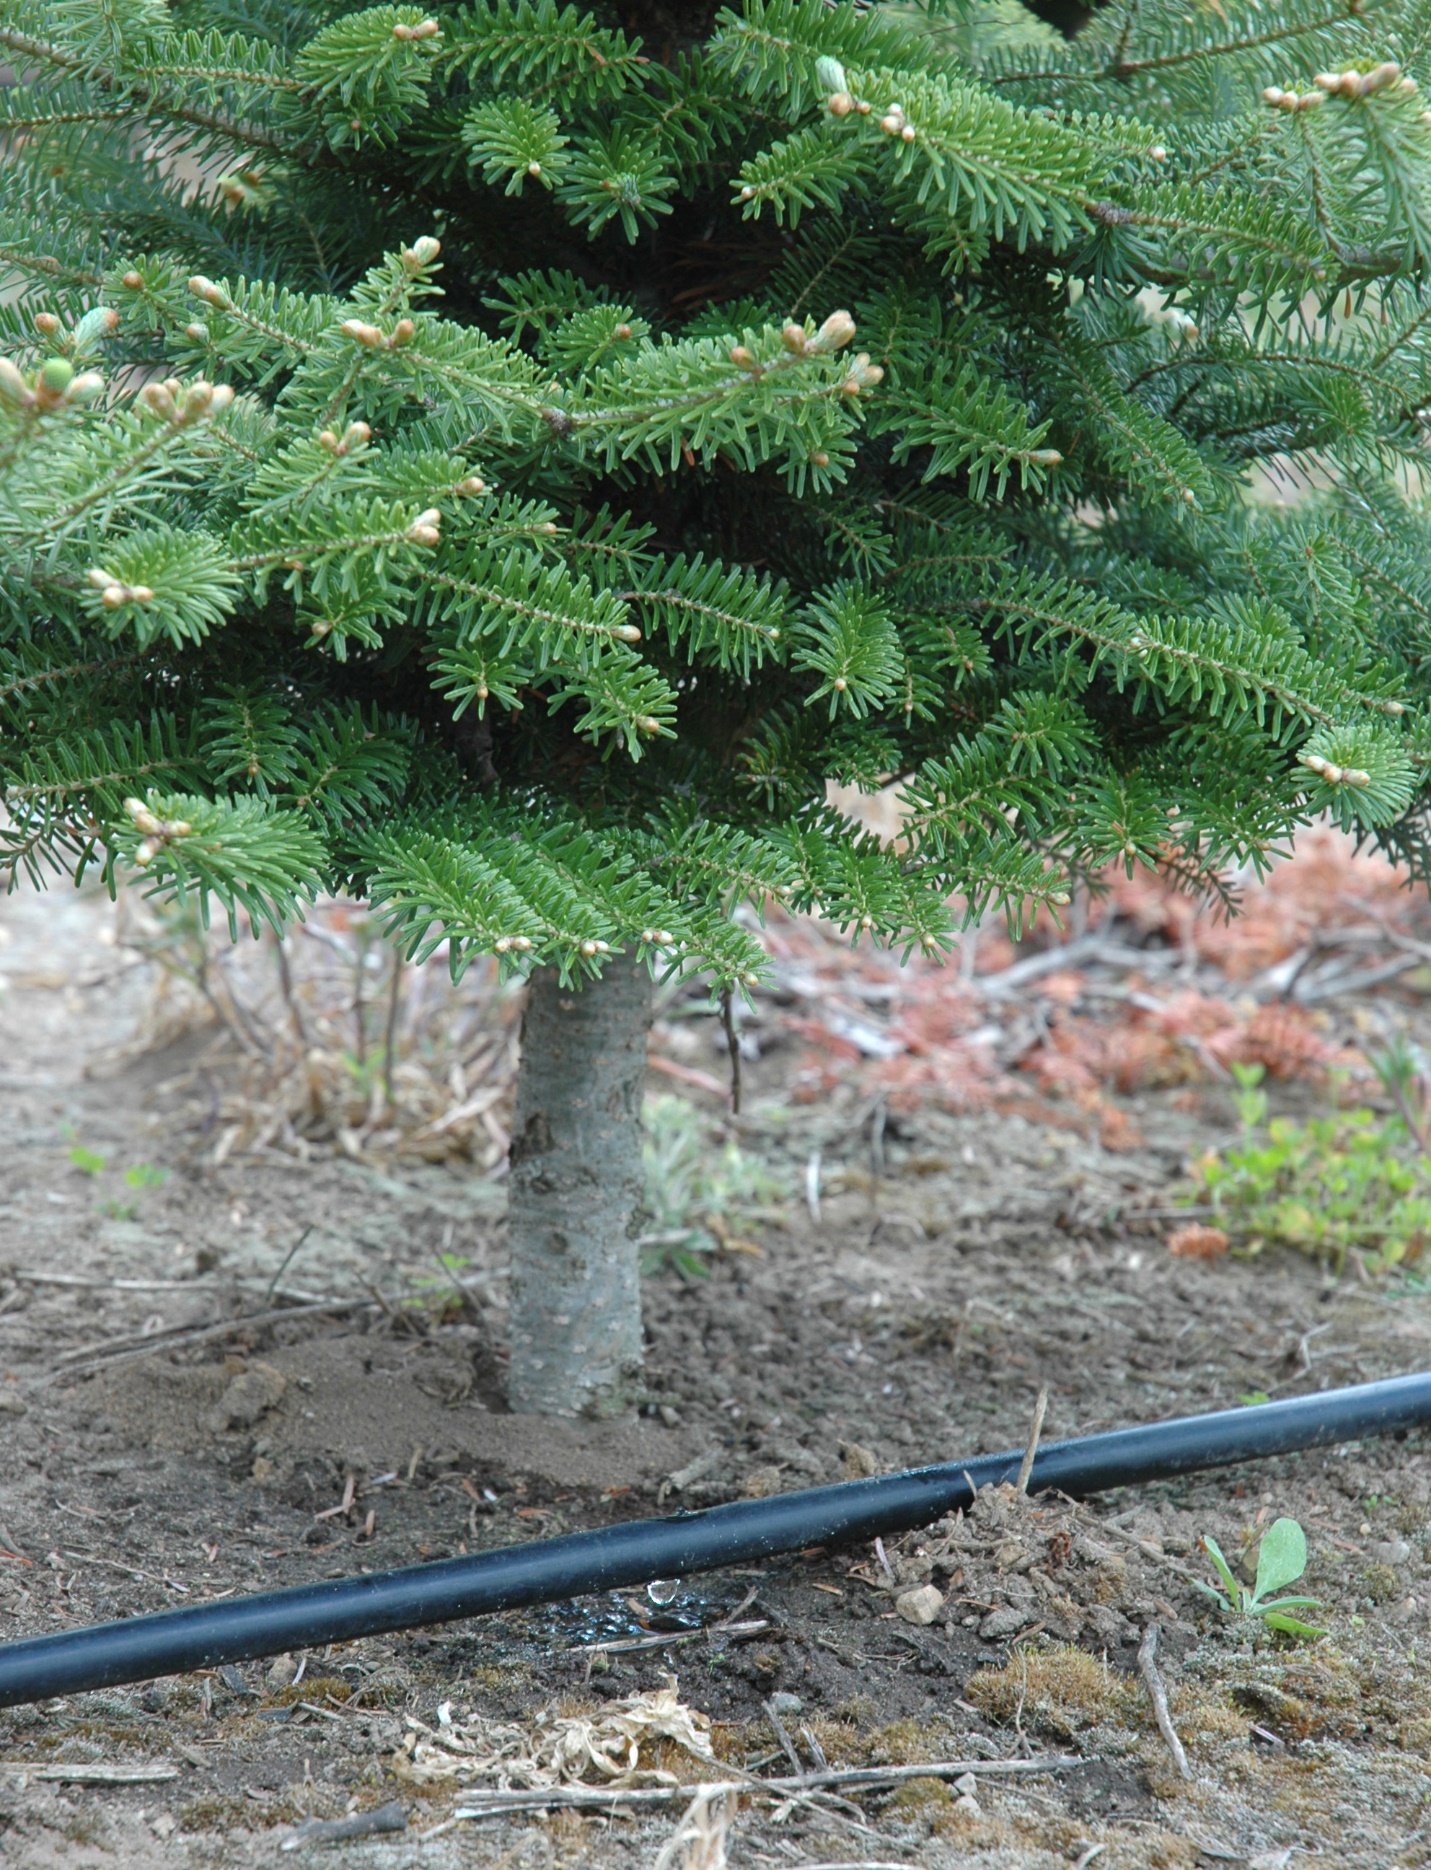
813, 308, 856, 351
0, 357, 32, 407
187, 275, 229, 308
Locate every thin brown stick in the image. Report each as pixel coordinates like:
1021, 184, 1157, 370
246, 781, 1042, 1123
382, 948, 404, 1116
273, 934, 308, 1047
263, 1226, 314, 1307
1137, 1622, 1192, 1782
50, 1298, 371, 1376
353, 927, 368, 1066
1016, 1387, 1049, 1494
573, 1619, 768, 1658
763, 1696, 804, 1776
719, 986, 741, 1115
280, 1800, 406, 1850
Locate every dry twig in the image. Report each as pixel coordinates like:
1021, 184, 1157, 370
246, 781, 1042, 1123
1016, 1387, 1050, 1495
762, 1698, 804, 1776
1136, 1622, 1192, 1782
50, 1297, 371, 1377
437, 1756, 1079, 1823
7, 1763, 180, 1785
280, 1799, 407, 1850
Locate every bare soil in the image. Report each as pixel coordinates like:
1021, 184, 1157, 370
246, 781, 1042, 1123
4, 882, 1431, 1867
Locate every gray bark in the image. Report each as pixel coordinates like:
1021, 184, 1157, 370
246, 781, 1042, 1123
506, 955, 652, 1417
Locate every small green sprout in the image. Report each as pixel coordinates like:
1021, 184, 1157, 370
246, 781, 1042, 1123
89, 1160, 169, 1220
1196, 1516, 1324, 1638
639, 1093, 782, 1278
123, 1162, 169, 1191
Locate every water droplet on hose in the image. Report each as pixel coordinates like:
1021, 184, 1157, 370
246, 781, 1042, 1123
646, 1579, 680, 1605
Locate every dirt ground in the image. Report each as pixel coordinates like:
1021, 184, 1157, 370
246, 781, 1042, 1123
4, 880, 1431, 1868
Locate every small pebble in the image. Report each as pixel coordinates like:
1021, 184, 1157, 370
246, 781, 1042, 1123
839, 1440, 881, 1480
265, 1654, 298, 1690
742, 1465, 784, 1499
895, 1584, 946, 1625
768, 1691, 804, 1717
1373, 1539, 1413, 1567
979, 1605, 1031, 1640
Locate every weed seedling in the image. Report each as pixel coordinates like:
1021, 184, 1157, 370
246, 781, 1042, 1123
96, 1161, 170, 1221
1188, 1061, 1431, 1273
1196, 1517, 1324, 1639
640, 1094, 782, 1278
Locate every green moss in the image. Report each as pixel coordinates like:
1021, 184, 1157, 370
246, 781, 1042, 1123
1362, 1563, 1401, 1604
863, 1718, 941, 1766
888, 1775, 952, 1814
966, 1644, 1135, 1739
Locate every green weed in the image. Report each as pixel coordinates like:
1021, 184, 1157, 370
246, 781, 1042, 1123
639, 1094, 782, 1278
1196, 1517, 1324, 1639
67, 1138, 169, 1218
1187, 1062, 1431, 1273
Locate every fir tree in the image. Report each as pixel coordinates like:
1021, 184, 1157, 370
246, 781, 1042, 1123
3, 0, 1431, 1413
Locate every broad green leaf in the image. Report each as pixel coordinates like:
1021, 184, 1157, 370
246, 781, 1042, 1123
1253, 1518, 1308, 1603
1261, 1611, 1325, 1640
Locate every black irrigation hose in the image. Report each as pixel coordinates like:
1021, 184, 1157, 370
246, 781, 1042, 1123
2, 1370, 1429, 1709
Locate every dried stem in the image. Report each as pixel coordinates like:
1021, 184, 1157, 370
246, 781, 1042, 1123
382, 947, 404, 1117
719, 986, 741, 1115
1136, 1622, 1192, 1782
1016, 1387, 1049, 1494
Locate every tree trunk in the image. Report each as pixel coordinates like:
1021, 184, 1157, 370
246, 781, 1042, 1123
506, 956, 653, 1416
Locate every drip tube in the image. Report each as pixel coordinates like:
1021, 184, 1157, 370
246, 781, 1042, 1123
1, 1370, 1427, 1709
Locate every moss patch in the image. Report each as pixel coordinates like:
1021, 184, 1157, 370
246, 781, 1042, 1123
966, 1643, 1135, 1738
